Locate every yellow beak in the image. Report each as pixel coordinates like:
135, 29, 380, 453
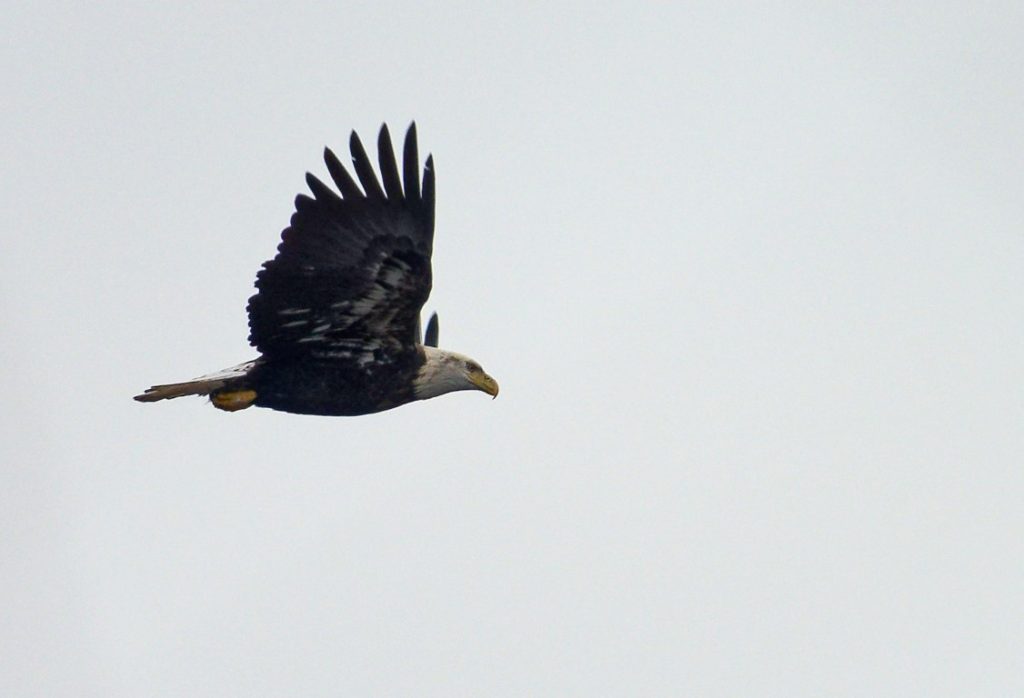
470, 371, 500, 399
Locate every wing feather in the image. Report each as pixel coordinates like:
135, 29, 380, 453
349, 130, 385, 200
422, 154, 435, 229
324, 147, 364, 200
424, 312, 439, 347
247, 124, 435, 362
377, 125, 403, 199
403, 123, 420, 200
305, 172, 341, 203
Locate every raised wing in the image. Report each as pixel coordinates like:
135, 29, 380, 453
247, 124, 435, 364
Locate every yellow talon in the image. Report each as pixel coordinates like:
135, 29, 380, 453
211, 389, 257, 412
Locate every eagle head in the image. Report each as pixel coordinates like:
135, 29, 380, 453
414, 346, 499, 401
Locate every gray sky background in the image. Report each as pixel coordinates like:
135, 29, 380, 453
3, 2, 1022, 695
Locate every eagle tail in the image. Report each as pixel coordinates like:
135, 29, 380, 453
133, 378, 229, 402
134, 360, 258, 404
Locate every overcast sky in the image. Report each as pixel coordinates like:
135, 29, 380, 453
3, 2, 1023, 696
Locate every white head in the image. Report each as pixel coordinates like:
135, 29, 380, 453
413, 346, 499, 401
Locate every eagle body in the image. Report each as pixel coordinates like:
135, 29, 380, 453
135, 124, 498, 415
247, 352, 421, 416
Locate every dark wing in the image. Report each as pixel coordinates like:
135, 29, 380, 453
423, 312, 440, 347
247, 123, 435, 365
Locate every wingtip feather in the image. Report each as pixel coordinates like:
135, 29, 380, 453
377, 124, 403, 200
305, 172, 340, 202
324, 146, 362, 199
422, 154, 435, 211
424, 311, 440, 347
350, 129, 385, 199
403, 123, 420, 200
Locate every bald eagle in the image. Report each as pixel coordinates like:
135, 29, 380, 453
134, 123, 498, 416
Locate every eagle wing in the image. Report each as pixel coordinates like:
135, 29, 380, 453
246, 124, 435, 365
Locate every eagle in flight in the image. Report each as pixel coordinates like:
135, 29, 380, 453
135, 123, 498, 416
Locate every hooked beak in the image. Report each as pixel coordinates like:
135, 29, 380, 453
469, 371, 500, 399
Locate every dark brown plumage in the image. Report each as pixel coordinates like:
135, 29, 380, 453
135, 124, 498, 415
